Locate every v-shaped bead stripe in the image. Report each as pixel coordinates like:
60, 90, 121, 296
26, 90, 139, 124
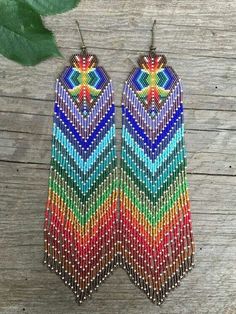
120, 179, 189, 227
123, 81, 182, 136
122, 125, 184, 172
121, 148, 186, 194
49, 170, 118, 221
53, 123, 115, 164
56, 79, 114, 129
56, 90, 114, 140
53, 137, 115, 178
51, 156, 117, 196
122, 146, 185, 186
120, 168, 188, 211
53, 116, 116, 159
123, 103, 183, 149
54, 102, 115, 150
122, 115, 184, 160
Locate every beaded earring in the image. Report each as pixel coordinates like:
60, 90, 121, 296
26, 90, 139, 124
119, 20, 195, 305
43, 21, 119, 304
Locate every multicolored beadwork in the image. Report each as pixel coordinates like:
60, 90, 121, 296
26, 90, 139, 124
44, 53, 119, 303
120, 53, 195, 305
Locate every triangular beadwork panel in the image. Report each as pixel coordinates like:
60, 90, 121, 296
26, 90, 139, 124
60, 54, 110, 116
128, 54, 179, 118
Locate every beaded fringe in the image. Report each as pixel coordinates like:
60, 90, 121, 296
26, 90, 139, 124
43, 53, 195, 305
43, 54, 119, 304
119, 54, 195, 305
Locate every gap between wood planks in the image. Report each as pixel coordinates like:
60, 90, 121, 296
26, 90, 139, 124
1, 93, 236, 104
0, 159, 235, 178
2, 107, 236, 117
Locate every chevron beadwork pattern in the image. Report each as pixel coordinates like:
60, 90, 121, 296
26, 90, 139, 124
120, 54, 195, 305
44, 54, 119, 303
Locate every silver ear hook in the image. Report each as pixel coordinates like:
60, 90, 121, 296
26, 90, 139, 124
75, 20, 87, 54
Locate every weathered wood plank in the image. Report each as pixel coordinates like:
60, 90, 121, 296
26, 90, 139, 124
1, 94, 236, 113
1, 172, 236, 214
1, 54, 236, 100
0, 126, 236, 174
0, 146, 235, 176
1, 211, 235, 248
1, 108, 236, 136
0, 255, 235, 314
49, 24, 236, 59
44, 0, 236, 31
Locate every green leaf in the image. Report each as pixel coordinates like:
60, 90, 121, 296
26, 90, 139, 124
25, 0, 80, 16
0, 0, 61, 65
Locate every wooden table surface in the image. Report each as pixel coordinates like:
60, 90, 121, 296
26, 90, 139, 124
0, 1, 236, 313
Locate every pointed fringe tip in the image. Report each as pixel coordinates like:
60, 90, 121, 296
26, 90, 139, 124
43, 253, 195, 306
119, 253, 195, 306
43, 255, 120, 304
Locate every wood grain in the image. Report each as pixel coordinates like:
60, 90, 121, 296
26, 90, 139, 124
0, 0, 236, 313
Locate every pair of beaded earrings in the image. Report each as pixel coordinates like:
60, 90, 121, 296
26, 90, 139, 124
43, 20, 195, 306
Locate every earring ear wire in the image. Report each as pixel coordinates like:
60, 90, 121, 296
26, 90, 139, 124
75, 20, 87, 54
149, 19, 157, 55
